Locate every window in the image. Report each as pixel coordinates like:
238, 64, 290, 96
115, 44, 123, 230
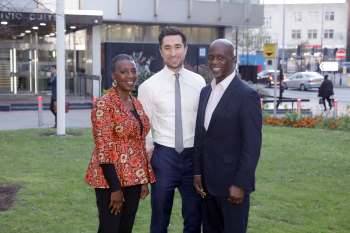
292, 30, 301, 39
104, 24, 219, 44
264, 16, 271, 28
325, 11, 335, 21
307, 29, 317, 39
324, 29, 334, 39
294, 12, 302, 22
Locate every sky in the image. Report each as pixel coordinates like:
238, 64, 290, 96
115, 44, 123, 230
263, 0, 346, 4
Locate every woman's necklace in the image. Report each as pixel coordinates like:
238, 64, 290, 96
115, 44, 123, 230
121, 95, 133, 110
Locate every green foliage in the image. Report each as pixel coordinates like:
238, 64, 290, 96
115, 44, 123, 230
317, 117, 338, 130
265, 111, 350, 131
132, 52, 154, 96
284, 111, 301, 122
262, 111, 271, 120
337, 116, 350, 131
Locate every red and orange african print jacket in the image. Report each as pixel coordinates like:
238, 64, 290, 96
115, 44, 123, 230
85, 88, 156, 188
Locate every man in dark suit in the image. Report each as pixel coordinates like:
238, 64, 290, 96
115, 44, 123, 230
193, 39, 262, 233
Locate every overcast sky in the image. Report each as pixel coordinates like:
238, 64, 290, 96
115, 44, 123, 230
263, 0, 346, 4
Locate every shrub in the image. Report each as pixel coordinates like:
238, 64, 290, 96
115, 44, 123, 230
263, 114, 349, 131
337, 116, 350, 131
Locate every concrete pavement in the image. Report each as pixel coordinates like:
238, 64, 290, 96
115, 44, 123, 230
0, 109, 91, 130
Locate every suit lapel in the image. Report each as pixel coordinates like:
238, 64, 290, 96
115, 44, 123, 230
200, 86, 212, 131
206, 75, 241, 132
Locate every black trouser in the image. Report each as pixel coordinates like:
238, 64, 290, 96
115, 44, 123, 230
50, 98, 57, 126
95, 185, 141, 233
322, 97, 332, 110
202, 193, 250, 233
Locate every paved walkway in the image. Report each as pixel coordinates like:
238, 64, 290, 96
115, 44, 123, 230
0, 109, 91, 130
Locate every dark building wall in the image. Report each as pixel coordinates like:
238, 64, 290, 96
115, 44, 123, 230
102, 42, 210, 89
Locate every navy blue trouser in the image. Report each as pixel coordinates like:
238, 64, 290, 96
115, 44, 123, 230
150, 143, 202, 233
202, 193, 250, 233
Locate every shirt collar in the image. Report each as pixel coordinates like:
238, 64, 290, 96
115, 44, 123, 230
210, 70, 236, 90
163, 65, 185, 79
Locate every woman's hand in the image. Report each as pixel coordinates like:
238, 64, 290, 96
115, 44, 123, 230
109, 190, 124, 215
140, 184, 149, 200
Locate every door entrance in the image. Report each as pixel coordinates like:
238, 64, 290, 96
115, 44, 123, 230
0, 48, 10, 93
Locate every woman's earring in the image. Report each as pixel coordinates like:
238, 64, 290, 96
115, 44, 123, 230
112, 80, 117, 88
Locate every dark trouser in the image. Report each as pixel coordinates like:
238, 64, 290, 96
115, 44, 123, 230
95, 185, 141, 233
50, 98, 57, 126
202, 193, 250, 233
150, 143, 202, 233
322, 97, 332, 110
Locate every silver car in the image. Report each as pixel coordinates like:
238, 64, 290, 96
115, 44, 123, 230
283, 72, 324, 91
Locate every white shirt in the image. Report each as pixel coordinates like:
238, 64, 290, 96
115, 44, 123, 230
138, 66, 206, 151
204, 71, 235, 130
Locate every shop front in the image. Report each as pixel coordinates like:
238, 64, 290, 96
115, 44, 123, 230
0, 10, 102, 97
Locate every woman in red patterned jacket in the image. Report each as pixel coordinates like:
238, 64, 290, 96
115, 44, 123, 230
85, 54, 155, 233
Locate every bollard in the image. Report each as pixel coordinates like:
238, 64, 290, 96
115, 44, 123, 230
37, 96, 43, 127
296, 98, 301, 116
333, 99, 338, 118
260, 98, 264, 110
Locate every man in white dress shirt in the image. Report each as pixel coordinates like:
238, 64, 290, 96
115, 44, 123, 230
138, 27, 206, 233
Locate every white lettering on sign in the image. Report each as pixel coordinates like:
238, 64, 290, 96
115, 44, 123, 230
320, 62, 339, 72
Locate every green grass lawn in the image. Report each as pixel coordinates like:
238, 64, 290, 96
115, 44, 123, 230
0, 127, 349, 233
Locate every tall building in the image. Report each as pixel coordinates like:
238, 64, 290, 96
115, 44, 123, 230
263, 2, 347, 71
0, 0, 263, 97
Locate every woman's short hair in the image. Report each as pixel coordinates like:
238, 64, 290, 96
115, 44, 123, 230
111, 54, 134, 73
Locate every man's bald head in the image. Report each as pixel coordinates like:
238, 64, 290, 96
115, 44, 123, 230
210, 39, 235, 58
208, 39, 236, 82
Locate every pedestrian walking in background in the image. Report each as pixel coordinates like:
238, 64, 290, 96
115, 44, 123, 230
49, 65, 57, 128
318, 74, 334, 111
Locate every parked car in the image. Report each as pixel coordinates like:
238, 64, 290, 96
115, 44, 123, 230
283, 72, 324, 91
256, 70, 280, 87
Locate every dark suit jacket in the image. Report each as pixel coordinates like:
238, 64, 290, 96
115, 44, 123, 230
193, 75, 262, 197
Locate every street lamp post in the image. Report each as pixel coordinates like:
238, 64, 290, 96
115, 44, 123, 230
281, 0, 286, 71
56, 0, 66, 135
